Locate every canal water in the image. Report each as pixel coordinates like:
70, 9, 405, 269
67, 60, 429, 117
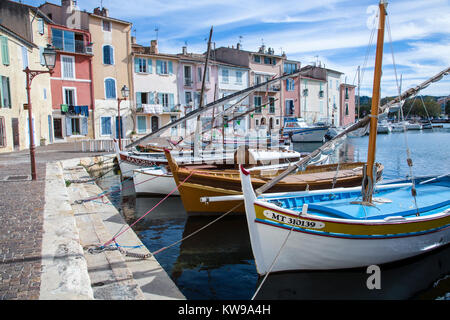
97, 128, 450, 300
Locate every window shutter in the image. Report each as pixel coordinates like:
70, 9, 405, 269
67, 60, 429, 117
0, 77, 3, 108
5, 77, 11, 108
103, 46, 110, 64
109, 46, 114, 65
134, 58, 139, 73
169, 93, 174, 109
147, 59, 152, 73
105, 79, 116, 98
38, 18, 44, 34
156, 60, 162, 74
81, 117, 88, 135
168, 61, 173, 74
1, 36, 10, 65
39, 46, 45, 65
136, 92, 142, 107
157, 93, 163, 105
149, 92, 154, 104
65, 117, 72, 136
22, 46, 28, 69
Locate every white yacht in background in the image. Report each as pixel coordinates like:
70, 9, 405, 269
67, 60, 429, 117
282, 118, 329, 143
377, 120, 391, 133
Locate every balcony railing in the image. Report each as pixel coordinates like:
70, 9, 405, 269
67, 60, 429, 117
137, 104, 181, 114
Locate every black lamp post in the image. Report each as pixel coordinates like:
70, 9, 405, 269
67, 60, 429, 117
23, 44, 56, 180
117, 85, 129, 150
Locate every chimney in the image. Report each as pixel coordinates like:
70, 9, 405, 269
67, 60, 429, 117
150, 40, 158, 54
131, 36, 136, 44
236, 43, 241, 50
259, 45, 266, 53
101, 7, 109, 17
182, 46, 187, 55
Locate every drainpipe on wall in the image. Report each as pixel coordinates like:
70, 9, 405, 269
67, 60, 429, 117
88, 55, 96, 139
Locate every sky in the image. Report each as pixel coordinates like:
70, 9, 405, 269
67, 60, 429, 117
24, 0, 450, 97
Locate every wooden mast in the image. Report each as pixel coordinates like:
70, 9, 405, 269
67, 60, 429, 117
362, 0, 387, 203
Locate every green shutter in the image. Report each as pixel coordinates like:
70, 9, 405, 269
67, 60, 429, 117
1, 36, 10, 66
168, 61, 173, 74
156, 60, 162, 74
147, 59, 152, 73
134, 57, 139, 73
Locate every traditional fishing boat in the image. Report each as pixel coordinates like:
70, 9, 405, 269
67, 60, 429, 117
166, 148, 383, 214
232, 1, 450, 275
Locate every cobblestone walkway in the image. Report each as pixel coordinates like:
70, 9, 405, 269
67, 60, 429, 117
0, 142, 109, 300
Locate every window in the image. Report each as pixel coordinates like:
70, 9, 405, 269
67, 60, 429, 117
101, 116, 112, 135
0, 76, 12, 108
254, 96, 262, 113
264, 56, 276, 65
104, 78, 116, 99
284, 63, 296, 74
156, 60, 172, 75
286, 78, 295, 91
221, 69, 229, 83
51, 28, 75, 52
185, 91, 192, 105
184, 65, 192, 86
235, 71, 242, 84
345, 103, 349, 115
254, 74, 261, 85
102, 20, 111, 32
137, 116, 147, 133
158, 93, 174, 109
198, 67, 202, 81
63, 88, 76, 106
253, 55, 261, 63
103, 45, 114, 65
285, 100, 294, 115
345, 87, 349, 100
134, 57, 151, 73
61, 55, 75, 79
0, 117, 5, 147
0, 36, 10, 65
269, 97, 275, 114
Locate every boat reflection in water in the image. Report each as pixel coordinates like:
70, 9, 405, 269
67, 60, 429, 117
254, 245, 450, 300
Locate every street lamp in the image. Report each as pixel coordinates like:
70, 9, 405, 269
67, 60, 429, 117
117, 85, 129, 150
24, 44, 56, 181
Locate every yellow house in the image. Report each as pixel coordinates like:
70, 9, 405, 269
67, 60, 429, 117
0, 2, 53, 153
88, 7, 133, 140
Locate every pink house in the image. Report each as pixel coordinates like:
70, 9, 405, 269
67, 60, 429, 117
282, 60, 301, 120
48, 24, 94, 139
339, 83, 356, 126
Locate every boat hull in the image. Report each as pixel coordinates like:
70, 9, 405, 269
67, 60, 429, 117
173, 162, 383, 215
133, 168, 179, 195
251, 202, 450, 273
289, 127, 329, 142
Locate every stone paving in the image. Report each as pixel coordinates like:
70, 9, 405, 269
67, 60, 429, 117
0, 142, 109, 300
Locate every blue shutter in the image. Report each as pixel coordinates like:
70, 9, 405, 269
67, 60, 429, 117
65, 117, 72, 136
39, 46, 45, 65
168, 61, 173, 74
22, 46, 28, 69
134, 58, 139, 73
48, 115, 53, 143
38, 18, 44, 34
169, 93, 174, 109
136, 92, 142, 107
105, 79, 116, 98
81, 117, 88, 135
156, 60, 162, 74
148, 59, 152, 73
101, 117, 107, 135
149, 92, 154, 104
158, 93, 163, 105
103, 46, 110, 64
109, 46, 114, 65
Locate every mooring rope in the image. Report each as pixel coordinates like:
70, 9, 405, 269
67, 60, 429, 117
152, 202, 243, 256
100, 170, 196, 248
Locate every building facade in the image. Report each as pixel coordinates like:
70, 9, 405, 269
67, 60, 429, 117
0, 1, 53, 153
339, 83, 356, 126
282, 60, 301, 123
88, 7, 133, 141
132, 40, 181, 138
47, 23, 94, 140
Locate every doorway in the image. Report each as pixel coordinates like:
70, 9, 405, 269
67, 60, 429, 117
53, 118, 63, 138
151, 116, 159, 132
11, 118, 19, 149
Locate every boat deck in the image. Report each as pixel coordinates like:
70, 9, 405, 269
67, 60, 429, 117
266, 181, 450, 220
